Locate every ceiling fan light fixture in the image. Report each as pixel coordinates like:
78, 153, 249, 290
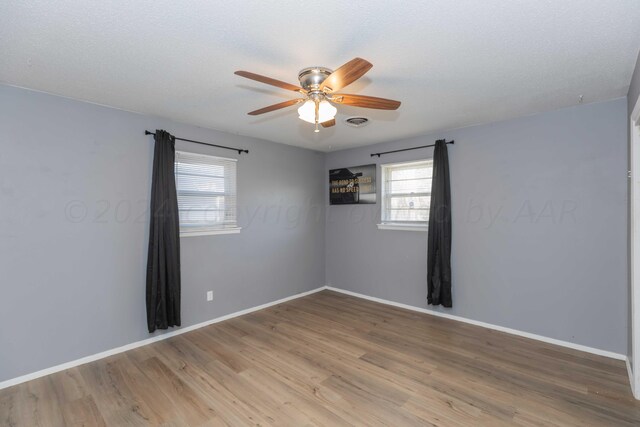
234, 58, 400, 133
297, 100, 337, 124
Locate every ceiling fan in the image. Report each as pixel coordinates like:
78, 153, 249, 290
234, 58, 401, 132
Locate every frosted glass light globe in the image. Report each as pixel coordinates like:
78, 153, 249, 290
298, 100, 337, 124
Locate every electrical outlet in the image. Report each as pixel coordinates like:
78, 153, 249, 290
206, 291, 213, 301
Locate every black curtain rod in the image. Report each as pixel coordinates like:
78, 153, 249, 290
370, 139, 454, 158
145, 130, 249, 154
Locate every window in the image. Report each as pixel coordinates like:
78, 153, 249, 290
379, 160, 433, 231
175, 151, 239, 236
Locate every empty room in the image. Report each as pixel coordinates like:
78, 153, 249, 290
2, 1, 640, 425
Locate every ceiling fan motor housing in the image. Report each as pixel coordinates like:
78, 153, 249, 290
298, 67, 333, 91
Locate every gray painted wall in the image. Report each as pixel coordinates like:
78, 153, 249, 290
0, 83, 630, 383
325, 98, 628, 354
0, 84, 325, 382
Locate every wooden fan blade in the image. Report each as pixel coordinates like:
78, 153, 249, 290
248, 99, 303, 115
235, 71, 304, 92
331, 94, 401, 110
321, 118, 336, 128
320, 58, 373, 93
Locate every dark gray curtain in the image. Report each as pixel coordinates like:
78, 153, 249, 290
146, 130, 181, 332
427, 139, 452, 307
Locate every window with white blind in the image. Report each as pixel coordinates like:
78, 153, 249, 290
175, 151, 240, 237
379, 160, 433, 231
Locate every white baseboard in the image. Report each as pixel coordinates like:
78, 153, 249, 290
2, 285, 629, 392
626, 358, 638, 399
0, 286, 326, 391
325, 286, 627, 361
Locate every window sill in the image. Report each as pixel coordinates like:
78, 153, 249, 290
180, 227, 242, 237
377, 223, 428, 232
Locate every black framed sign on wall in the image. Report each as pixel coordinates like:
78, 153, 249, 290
329, 164, 376, 205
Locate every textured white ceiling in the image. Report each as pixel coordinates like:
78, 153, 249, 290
1, 1, 639, 151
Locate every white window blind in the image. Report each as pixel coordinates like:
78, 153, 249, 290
381, 160, 433, 226
175, 151, 238, 235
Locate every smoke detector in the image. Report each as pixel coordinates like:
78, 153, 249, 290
344, 117, 369, 128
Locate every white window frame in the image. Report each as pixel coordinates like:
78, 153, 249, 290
377, 159, 433, 232
175, 151, 241, 237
